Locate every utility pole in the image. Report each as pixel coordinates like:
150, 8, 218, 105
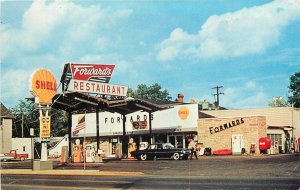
212, 85, 224, 109
20, 107, 24, 138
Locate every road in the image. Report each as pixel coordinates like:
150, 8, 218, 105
2, 174, 299, 190
1, 154, 300, 190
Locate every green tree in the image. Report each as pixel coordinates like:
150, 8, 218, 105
10, 100, 68, 137
127, 83, 172, 101
268, 97, 288, 107
288, 72, 300, 108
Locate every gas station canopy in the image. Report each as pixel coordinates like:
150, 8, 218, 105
51, 92, 177, 114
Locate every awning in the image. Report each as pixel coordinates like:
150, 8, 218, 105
268, 125, 295, 130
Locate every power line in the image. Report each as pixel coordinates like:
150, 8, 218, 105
212, 85, 224, 109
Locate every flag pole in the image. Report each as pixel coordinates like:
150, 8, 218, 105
83, 112, 86, 171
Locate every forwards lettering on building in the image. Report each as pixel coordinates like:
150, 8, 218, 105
209, 118, 244, 134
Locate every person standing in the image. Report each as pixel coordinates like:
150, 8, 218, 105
188, 140, 198, 160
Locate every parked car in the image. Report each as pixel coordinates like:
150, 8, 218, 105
130, 143, 191, 161
0, 154, 14, 162
3, 150, 28, 161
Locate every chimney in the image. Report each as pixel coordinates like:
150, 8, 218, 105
177, 93, 184, 103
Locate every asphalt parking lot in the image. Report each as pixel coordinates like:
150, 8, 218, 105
2, 154, 299, 190
2, 153, 300, 178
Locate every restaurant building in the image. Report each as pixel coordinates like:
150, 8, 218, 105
199, 107, 300, 154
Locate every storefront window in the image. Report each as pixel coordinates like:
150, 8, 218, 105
155, 134, 167, 144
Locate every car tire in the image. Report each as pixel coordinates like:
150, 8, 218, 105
173, 153, 180, 160
140, 154, 147, 161
20, 157, 25, 161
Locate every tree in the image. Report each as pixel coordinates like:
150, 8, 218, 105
10, 99, 68, 138
268, 97, 288, 107
288, 72, 300, 108
127, 83, 172, 101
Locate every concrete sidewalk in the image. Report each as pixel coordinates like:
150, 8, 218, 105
1, 169, 144, 176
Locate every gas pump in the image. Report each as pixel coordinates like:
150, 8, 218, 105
85, 144, 96, 163
72, 139, 82, 163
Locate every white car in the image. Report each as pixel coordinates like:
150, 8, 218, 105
0, 153, 14, 162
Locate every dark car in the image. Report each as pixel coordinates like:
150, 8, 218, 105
130, 143, 191, 160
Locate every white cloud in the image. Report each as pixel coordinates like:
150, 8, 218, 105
1, 0, 132, 107
156, 0, 300, 61
0, 70, 33, 105
156, 28, 198, 61
1, 0, 132, 60
222, 81, 268, 108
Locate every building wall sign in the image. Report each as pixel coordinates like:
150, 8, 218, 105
132, 121, 148, 130
70, 64, 115, 81
209, 118, 244, 134
71, 104, 198, 137
29, 69, 57, 104
178, 106, 190, 120
68, 79, 128, 97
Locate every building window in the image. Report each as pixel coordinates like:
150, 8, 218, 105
0, 118, 3, 126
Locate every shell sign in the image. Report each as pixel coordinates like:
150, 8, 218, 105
29, 69, 57, 105
178, 106, 190, 120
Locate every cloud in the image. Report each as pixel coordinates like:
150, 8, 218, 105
1, 70, 33, 104
156, 0, 300, 61
1, 0, 132, 61
1, 0, 132, 107
156, 28, 199, 61
222, 81, 268, 108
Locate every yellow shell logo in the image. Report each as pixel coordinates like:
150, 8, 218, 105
29, 69, 57, 105
178, 106, 189, 120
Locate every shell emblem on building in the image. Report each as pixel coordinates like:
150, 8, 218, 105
178, 106, 190, 120
29, 69, 57, 105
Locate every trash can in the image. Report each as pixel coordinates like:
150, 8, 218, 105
204, 148, 211, 156
250, 143, 255, 154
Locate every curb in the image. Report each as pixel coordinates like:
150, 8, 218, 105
0, 169, 144, 176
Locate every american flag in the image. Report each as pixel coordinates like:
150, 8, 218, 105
72, 114, 86, 136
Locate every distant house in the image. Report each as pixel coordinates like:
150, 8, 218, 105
0, 103, 13, 153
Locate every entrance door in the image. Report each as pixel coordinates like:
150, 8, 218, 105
232, 135, 244, 155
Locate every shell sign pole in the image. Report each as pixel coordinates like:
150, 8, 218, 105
29, 69, 57, 161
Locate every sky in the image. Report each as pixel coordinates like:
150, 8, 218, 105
1, 0, 300, 109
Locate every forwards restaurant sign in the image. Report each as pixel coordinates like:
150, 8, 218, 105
70, 64, 115, 81
68, 80, 128, 96
65, 63, 128, 97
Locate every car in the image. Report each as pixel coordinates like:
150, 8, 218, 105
0, 154, 14, 162
130, 143, 191, 161
3, 150, 28, 161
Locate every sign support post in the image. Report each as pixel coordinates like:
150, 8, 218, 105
29, 69, 57, 170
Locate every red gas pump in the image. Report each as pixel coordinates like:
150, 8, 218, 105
259, 137, 271, 154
